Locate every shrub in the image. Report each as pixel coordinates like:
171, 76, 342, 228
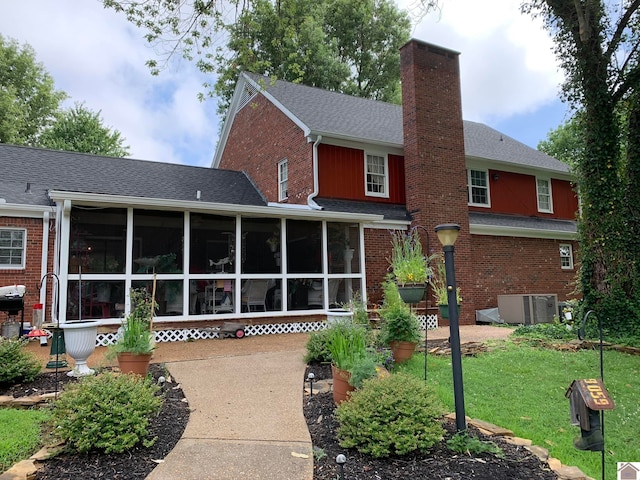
0, 338, 42, 386
51, 372, 162, 453
447, 431, 504, 458
304, 328, 332, 363
336, 373, 445, 457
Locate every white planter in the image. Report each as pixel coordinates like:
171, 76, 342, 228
61, 320, 99, 377
326, 309, 354, 325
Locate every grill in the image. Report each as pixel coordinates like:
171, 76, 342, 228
1, 285, 26, 338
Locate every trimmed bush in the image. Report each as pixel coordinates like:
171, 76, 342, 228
304, 328, 332, 363
0, 338, 42, 386
51, 372, 163, 453
336, 373, 445, 457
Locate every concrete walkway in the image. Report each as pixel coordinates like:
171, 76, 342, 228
146, 348, 313, 480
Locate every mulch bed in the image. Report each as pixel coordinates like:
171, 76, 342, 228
303, 362, 559, 480
1, 364, 190, 480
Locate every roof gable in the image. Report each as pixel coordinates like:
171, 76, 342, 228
214, 73, 569, 175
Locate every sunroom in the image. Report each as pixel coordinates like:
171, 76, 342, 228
50, 192, 380, 328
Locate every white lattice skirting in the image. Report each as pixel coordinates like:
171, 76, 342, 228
95, 313, 439, 347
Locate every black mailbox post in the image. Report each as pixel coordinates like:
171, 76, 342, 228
565, 379, 615, 451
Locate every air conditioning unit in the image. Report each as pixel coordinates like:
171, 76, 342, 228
497, 294, 558, 325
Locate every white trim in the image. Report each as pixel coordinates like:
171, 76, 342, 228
0, 204, 53, 218
364, 152, 389, 198
465, 155, 573, 179
363, 220, 410, 230
536, 177, 554, 213
559, 243, 574, 269
470, 223, 577, 240
467, 168, 491, 207
320, 136, 403, 156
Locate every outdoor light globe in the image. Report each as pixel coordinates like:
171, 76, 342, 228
435, 224, 461, 247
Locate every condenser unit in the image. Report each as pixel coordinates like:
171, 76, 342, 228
497, 294, 558, 325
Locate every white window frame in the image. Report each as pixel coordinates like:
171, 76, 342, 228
559, 243, 573, 270
536, 177, 553, 213
364, 152, 389, 198
0, 228, 26, 269
278, 159, 288, 201
467, 169, 490, 207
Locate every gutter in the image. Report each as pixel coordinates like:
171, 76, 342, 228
307, 135, 323, 210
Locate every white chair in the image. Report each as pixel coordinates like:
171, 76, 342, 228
308, 279, 342, 308
242, 279, 269, 311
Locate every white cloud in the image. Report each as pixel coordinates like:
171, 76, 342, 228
0, 0, 218, 166
404, 0, 564, 126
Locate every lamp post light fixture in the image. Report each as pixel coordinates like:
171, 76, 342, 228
434, 223, 466, 432
307, 372, 315, 398
336, 454, 347, 480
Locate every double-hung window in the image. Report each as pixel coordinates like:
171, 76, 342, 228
0, 229, 26, 269
467, 169, 490, 206
559, 243, 573, 269
278, 159, 288, 201
536, 178, 553, 213
365, 153, 388, 197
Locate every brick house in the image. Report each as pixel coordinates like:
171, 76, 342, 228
0, 38, 577, 338
214, 39, 579, 324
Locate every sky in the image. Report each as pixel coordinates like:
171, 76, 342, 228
0, 0, 569, 167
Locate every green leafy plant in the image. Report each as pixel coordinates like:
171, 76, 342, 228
347, 353, 378, 388
447, 431, 504, 458
388, 228, 433, 286
303, 328, 332, 363
336, 372, 445, 457
0, 338, 42, 386
325, 320, 368, 371
342, 291, 370, 326
109, 288, 156, 356
378, 280, 421, 344
428, 253, 462, 305
51, 371, 163, 453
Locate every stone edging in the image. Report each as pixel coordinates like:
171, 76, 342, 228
445, 413, 595, 480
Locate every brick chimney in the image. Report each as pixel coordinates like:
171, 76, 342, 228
400, 39, 474, 324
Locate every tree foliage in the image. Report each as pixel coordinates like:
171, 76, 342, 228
103, 0, 426, 116
0, 34, 67, 145
39, 103, 130, 157
524, 1, 640, 335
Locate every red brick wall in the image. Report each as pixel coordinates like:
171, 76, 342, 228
470, 235, 578, 310
0, 216, 55, 325
219, 94, 313, 204
400, 40, 474, 325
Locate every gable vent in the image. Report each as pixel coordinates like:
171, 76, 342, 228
236, 82, 258, 112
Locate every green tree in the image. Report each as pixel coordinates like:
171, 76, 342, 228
0, 34, 67, 145
38, 103, 130, 157
524, 1, 640, 335
537, 114, 584, 169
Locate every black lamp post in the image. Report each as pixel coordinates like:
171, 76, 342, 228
435, 223, 466, 432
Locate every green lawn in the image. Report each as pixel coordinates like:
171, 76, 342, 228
0, 408, 51, 472
398, 341, 640, 479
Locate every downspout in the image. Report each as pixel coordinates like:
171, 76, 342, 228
307, 135, 323, 210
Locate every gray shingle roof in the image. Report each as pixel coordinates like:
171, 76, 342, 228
245, 73, 569, 173
0, 144, 266, 207
469, 211, 577, 234
314, 198, 411, 222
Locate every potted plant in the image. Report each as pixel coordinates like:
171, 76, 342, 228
429, 253, 462, 319
388, 228, 433, 304
325, 320, 376, 404
378, 280, 421, 363
109, 287, 156, 375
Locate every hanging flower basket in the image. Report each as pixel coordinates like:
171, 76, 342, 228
397, 284, 425, 304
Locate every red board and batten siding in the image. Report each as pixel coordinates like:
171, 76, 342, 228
317, 144, 405, 203
475, 170, 578, 219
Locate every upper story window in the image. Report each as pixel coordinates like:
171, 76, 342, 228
365, 153, 389, 198
467, 169, 490, 206
536, 178, 553, 213
0, 229, 26, 269
278, 159, 288, 201
559, 243, 573, 269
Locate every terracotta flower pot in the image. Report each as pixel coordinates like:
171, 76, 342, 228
331, 364, 355, 405
117, 352, 153, 376
390, 340, 417, 363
